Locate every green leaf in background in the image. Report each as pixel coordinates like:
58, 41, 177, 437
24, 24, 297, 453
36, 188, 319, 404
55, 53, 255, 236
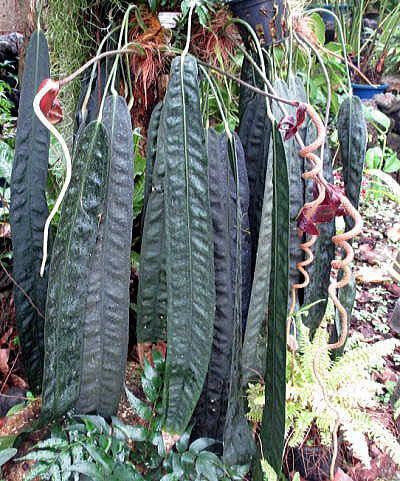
363, 105, 390, 133
383, 149, 400, 174
366, 146, 383, 170
309, 13, 325, 45
0, 447, 17, 466
0, 140, 13, 181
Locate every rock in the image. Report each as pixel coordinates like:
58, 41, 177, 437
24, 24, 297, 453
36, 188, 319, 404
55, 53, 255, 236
387, 223, 400, 243
375, 92, 400, 135
0, 33, 22, 62
390, 298, 400, 334
387, 132, 400, 158
334, 468, 353, 481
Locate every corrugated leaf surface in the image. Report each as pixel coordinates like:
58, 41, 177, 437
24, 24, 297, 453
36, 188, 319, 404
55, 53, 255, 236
42, 121, 109, 420
162, 55, 215, 434
76, 96, 133, 416
10, 30, 50, 393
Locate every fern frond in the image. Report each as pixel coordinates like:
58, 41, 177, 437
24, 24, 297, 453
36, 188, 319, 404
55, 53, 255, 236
367, 419, 400, 466
333, 339, 399, 380
341, 421, 371, 468
261, 459, 278, 481
288, 411, 315, 447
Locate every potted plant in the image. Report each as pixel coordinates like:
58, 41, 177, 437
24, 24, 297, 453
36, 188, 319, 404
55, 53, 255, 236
340, 1, 400, 100
226, 0, 287, 45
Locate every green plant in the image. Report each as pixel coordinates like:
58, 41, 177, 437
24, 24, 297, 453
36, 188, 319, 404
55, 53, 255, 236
137, 103, 167, 344
247, 321, 400, 468
22, 352, 248, 481
137, 54, 216, 436
76, 94, 134, 417
336, 1, 400, 83
46, 0, 99, 139
42, 121, 110, 421
9, 30, 51, 393
0, 78, 15, 145
192, 127, 254, 465
0, 139, 12, 221
147, 0, 218, 26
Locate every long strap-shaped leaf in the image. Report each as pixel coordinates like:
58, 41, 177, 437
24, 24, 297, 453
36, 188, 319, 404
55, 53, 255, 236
192, 131, 253, 464
192, 129, 234, 444
303, 124, 335, 333
338, 95, 367, 231
272, 77, 307, 308
241, 130, 273, 387
332, 96, 366, 347
142, 102, 163, 222
42, 121, 109, 421
137, 103, 167, 343
163, 55, 215, 434
257, 125, 289, 477
239, 94, 271, 279
223, 134, 255, 466
75, 96, 133, 416
10, 30, 50, 394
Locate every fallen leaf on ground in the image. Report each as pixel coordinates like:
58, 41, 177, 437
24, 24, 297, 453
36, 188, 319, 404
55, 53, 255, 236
387, 223, 400, 242
385, 283, 400, 297
0, 349, 10, 375
334, 468, 353, 481
10, 375, 28, 390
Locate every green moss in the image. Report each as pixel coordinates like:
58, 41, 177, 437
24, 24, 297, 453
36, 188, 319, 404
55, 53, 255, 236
46, 0, 98, 142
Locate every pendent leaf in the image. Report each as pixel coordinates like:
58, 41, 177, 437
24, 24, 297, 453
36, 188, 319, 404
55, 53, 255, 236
162, 55, 215, 435
137, 102, 167, 344
10, 30, 50, 393
338, 95, 367, 231
76, 96, 134, 416
257, 124, 289, 477
42, 121, 109, 421
241, 130, 273, 387
303, 124, 335, 333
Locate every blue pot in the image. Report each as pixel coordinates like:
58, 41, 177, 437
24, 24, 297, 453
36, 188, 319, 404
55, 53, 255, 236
352, 83, 388, 101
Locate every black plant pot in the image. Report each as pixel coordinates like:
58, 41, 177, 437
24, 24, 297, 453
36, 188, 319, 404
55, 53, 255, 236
228, 0, 287, 46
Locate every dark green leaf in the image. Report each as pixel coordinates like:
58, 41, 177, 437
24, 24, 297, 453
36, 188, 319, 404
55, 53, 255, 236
303, 123, 335, 333
70, 462, 104, 481
241, 127, 273, 386
257, 125, 289, 476
84, 445, 113, 474
189, 438, 216, 454
10, 30, 50, 393
42, 121, 110, 421
338, 96, 367, 230
176, 430, 191, 453
143, 102, 162, 221
162, 55, 215, 434
76, 95, 133, 417
137, 103, 167, 343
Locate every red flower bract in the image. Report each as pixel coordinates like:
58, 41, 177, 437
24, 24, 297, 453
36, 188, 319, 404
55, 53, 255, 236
278, 103, 307, 140
297, 182, 347, 235
38, 79, 63, 125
